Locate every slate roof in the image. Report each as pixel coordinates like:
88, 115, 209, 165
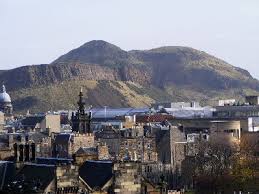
29, 132, 48, 144
6, 164, 55, 193
79, 160, 113, 190
0, 135, 8, 147
0, 161, 15, 190
54, 133, 71, 144
89, 108, 149, 118
36, 157, 73, 165
75, 147, 97, 155
21, 116, 45, 128
95, 126, 120, 139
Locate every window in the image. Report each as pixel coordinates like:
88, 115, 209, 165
148, 153, 151, 161
224, 129, 234, 133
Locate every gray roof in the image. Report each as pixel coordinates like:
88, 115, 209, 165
6, 164, 55, 193
75, 147, 97, 155
79, 160, 113, 190
54, 133, 71, 145
0, 161, 15, 190
89, 107, 149, 118
21, 116, 45, 128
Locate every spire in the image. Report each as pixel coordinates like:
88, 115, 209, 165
78, 87, 85, 114
71, 87, 91, 134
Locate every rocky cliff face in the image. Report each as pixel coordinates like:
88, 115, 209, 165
1, 40, 259, 113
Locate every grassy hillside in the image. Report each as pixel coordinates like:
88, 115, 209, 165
1, 40, 258, 113
9, 79, 259, 114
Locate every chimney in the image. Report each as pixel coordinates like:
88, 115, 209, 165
25, 144, 30, 162
31, 143, 36, 161
19, 144, 24, 162
8, 134, 14, 149
13, 143, 18, 162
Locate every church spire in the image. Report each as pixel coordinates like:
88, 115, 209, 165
71, 87, 91, 134
78, 87, 85, 115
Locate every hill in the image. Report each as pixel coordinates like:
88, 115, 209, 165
1, 40, 259, 113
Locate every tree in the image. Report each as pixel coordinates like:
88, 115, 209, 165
182, 139, 235, 193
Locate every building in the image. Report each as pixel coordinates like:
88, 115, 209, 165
5, 164, 56, 194
155, 126, 186, 171
113, 162, 142, 194
79, 160, 114, 193
0, 85, 13, 117
0, 161, 15, 191
52, 133, 95, 158
152, 102, 200, 110
56, 164, 79, 193
214, 96, 259, 119
71, 88, 91, 134
95, 125, 121, 159
0, 111, 4, 131
21, 113, 61, 135
13, 142, 36, 163
218, 99, 236, 106
73, 147, 98, 165
118, 136, 157, 163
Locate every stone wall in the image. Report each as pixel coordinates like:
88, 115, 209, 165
171, 126, 186, 173
113, 162, 142, 194
56, 165, 79, 191
71, 133, 95, 154
98, 144, 110, 160
41, 114, 61, 135
118, 137, 157, 162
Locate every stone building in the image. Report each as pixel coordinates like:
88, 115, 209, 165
0, 111, 4, 131
79, 160, 114, 193
13, 142, 36, 163
74, 147, 98, 165
4, 163, 79, 194
56, 164, 79, 193
95, 125, 121, 159
0, 85, 13, 118
146, 123, 186, 174
37, 136, 52, 158
118, 136, 157, 163
52, 133, 95, 158
4, 164, 56, 194
113, 162, 142, 194
171, 118, 242, 151
21, 113, 61, 135
97, 143, 110, 160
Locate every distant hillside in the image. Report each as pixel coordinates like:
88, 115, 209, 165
1, 40, 259, 113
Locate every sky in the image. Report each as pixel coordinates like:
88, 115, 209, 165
0, 0, 259, 78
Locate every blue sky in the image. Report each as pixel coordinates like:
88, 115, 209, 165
1, 0, 259, 78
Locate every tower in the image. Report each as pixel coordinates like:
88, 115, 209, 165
0, 85, 13, 117
71, 88, 91, 133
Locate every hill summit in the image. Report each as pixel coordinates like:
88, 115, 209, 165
1, 40, 258, 113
